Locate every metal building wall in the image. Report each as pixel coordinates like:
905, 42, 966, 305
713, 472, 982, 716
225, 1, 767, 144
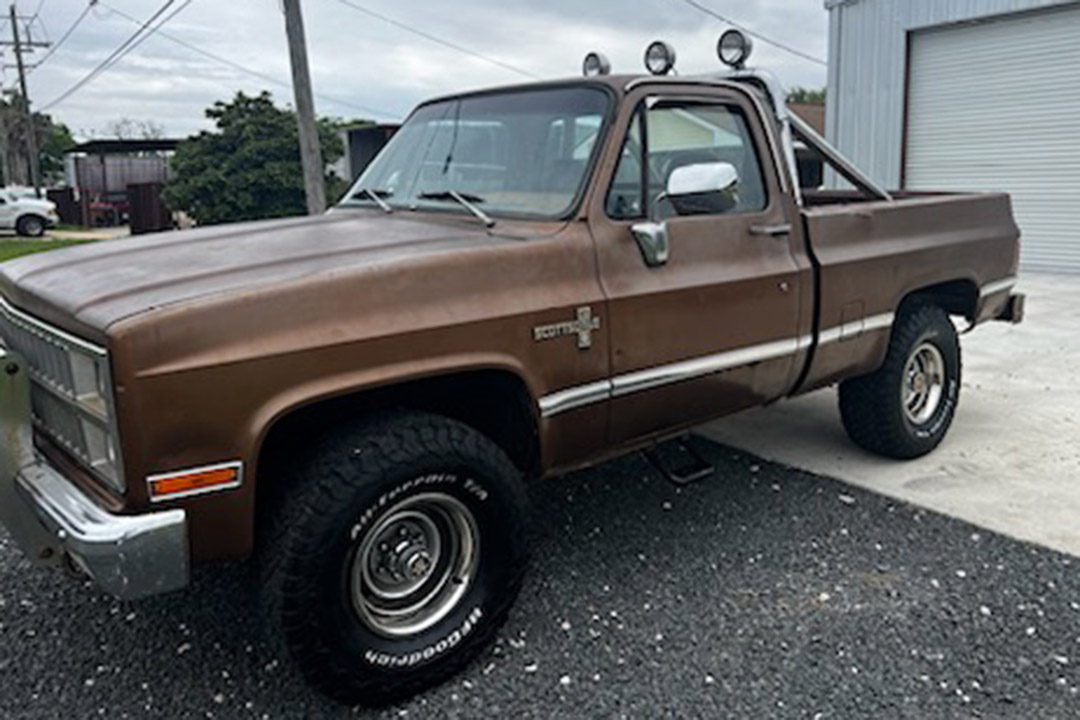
824, 0, 1076, 188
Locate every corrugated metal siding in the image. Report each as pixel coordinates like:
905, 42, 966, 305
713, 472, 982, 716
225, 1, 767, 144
826, 0, 1077, 188
73, 155, 172, 194
906, 5, 1080, 271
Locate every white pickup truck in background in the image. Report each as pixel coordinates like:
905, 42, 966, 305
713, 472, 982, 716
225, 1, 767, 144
0, 189, 60, 237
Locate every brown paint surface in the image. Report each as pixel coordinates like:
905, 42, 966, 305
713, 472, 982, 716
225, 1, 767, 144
0, 75, 1020, 564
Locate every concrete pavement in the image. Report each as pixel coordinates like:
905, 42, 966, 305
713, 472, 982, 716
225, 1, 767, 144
48, 226, 130, 242
701, 272, 1080, 557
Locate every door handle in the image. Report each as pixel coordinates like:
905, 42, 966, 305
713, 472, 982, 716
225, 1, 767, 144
749, 223, 792, 237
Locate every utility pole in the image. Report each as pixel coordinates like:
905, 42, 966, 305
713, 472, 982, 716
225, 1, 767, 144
0, 107, 11, 188
281, 0, 326, 215
3, 5, 49, 197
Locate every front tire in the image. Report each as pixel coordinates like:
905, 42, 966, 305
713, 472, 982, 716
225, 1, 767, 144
839, 303, 961, 459
16, 214, 46, 238
261, 411, 529, 705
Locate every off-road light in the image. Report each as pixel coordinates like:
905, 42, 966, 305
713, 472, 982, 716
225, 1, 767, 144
582, 52, 612, 77
718, 29, 754, 69
644, 41, 676, 76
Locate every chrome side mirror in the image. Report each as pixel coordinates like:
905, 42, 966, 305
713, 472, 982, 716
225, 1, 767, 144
630, 221, 669, 268
627, 162, 739, 269
666, 161, 739, 216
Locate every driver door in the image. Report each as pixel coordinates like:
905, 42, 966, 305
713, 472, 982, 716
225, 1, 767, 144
590, 88, 807, 447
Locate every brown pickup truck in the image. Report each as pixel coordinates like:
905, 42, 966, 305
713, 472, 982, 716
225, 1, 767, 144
0, 32, 1023, 705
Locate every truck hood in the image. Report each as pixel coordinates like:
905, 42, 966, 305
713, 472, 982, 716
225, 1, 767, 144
13, 198, 56, 213
0, 210, 507, 342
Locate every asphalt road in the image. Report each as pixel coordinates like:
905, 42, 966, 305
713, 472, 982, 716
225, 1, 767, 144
3, 438, 1080, 719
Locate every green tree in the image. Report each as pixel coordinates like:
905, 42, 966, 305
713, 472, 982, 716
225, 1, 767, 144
38, 115, 76, 183
164, 92, 347, 225
0, 99, 75, 186
787, 87, 827, 105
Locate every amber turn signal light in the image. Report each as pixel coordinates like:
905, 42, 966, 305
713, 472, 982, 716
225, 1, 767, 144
147, 462, 243, 502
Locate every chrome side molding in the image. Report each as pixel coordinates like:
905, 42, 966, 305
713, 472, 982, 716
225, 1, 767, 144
539, 313, 896, 418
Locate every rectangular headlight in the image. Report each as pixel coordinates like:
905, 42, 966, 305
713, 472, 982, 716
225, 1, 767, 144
0, 296, 125, 493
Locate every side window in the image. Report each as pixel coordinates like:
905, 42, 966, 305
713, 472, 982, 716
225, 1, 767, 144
606, 109, 645, 219
607, 100, 769, 221
647, 102, 768, 217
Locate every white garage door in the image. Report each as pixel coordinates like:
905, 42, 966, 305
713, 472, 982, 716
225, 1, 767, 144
906, 4, 1080, 273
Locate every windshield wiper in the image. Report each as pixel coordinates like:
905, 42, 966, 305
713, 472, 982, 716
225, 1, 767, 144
417, 190, 495, 228
352, 187, 393, 213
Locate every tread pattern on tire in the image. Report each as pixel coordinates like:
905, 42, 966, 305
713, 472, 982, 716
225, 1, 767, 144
838, 303, 961, 460
259, 410, 529, 705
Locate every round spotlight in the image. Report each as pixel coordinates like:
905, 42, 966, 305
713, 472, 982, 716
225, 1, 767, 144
583, 52, 612, 77
644, 40, 677, 76
718, 29, 754, 69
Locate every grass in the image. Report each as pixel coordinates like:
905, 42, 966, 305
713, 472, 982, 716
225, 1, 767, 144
0, 239, 92, 263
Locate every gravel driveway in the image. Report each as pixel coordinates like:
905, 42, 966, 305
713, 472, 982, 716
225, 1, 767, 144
3, 438, 1079, 719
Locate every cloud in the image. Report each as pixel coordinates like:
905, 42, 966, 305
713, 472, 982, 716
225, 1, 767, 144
22, 0, 827, 139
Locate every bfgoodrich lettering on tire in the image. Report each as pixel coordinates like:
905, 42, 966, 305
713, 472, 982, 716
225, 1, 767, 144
261, 411, 529, 705
839, 303, 961, 459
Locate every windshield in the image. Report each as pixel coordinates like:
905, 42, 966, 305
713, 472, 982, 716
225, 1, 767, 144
343, 86, 611, 220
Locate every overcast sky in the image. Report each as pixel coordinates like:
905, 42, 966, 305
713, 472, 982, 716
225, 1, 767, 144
13, 0, 828, 140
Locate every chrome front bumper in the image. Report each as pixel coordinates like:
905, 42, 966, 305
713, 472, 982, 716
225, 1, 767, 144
0, 348, 189, 600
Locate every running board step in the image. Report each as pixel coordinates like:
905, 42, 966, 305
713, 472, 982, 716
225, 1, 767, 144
645, 435, 716, 486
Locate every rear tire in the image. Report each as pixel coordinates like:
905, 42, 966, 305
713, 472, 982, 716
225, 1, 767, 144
16, 214, 46, 238
839, 303, 961, 459
261, 411, 529, 706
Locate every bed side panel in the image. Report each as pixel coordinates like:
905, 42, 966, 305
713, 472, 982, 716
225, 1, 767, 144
796, 193, 1018, 393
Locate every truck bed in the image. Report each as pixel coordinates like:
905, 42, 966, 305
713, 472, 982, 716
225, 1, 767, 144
793, 191, 1020, 394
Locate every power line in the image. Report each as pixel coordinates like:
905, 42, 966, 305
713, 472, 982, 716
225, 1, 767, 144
24, 0, 48, 41
333, 0, 540, 79
96, 1, 403, 119
96, 0, 191, 75
676, 0, 827, 67
38, 0, 184, 111
27, 0, 94, 74
27, 0, 46, 23
23, 0, 49, 48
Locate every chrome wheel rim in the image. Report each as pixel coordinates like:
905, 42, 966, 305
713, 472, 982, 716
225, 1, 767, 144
22, 218, 42, 236
350, 492, 480, 638
902, 342, 945, 425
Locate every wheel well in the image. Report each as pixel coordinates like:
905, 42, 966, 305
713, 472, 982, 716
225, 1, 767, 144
256, 369, 541, 491
902, 279, 978, 321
